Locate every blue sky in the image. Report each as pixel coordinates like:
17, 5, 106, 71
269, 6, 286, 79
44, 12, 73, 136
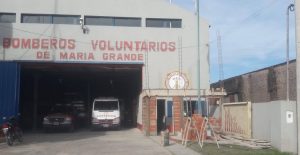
173, 0, 296, 83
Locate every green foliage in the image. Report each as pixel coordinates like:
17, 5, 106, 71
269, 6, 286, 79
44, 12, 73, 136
189, 143, 292, 155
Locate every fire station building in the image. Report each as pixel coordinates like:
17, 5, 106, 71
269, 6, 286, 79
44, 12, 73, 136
0, 0, 215, 135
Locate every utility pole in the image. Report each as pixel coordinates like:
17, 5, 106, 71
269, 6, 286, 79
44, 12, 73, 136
295, 1, 300, 154
196, 0, 201, 113
52, 0, 58, 61
217, 31, 224, 132
287, 4, 294, 104
217, 31, 224, 89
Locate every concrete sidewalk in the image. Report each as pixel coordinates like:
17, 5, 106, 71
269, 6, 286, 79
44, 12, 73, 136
0, 129, 201, 155
149, 135, 201, 155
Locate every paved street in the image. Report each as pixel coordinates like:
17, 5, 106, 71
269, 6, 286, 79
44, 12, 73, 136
0, 129, 172, 155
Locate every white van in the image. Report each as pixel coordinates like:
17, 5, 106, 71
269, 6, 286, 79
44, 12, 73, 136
91, 97, 121, 129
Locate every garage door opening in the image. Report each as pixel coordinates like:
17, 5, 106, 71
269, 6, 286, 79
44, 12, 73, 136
19, 63, 142, 131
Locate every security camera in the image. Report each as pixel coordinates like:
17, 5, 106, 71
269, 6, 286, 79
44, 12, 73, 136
79, 17, 89, 34
79, 18, 83, 25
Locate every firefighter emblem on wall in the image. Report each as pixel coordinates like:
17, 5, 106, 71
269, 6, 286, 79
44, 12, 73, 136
165, 72, 189, 89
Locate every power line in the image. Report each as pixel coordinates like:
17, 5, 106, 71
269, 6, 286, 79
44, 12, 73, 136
0, 24, 205, 52
0, 0, 283, 52
209, 0, 280, 44
0, 0, 283, 60
15, 25, 52, 60
178, 36, 183, 77
0, 24, 91, 45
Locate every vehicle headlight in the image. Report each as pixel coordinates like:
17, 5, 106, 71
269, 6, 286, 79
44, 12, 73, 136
92, 117, 98, 123
2, 128, 8, 134
43, 117, 50, 124
113, 117, 120, 124
64, 117, 72, 123
65, 117, 72, 121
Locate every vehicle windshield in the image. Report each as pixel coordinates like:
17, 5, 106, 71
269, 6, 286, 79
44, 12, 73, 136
50, 105, 72, 113
94, 101, 119, 111
64, 93, 84, 104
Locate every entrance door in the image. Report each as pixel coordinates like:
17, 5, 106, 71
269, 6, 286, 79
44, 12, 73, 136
157, 99, 165, 134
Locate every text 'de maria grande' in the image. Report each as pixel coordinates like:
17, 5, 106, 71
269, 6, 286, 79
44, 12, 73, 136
59, 52, 143, 62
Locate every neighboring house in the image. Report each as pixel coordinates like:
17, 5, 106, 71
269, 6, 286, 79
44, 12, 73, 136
211, 60, 297, 153
211, 60, 296, 103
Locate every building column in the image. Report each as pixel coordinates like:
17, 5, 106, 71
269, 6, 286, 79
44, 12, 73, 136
149, 96, 157, 135
33, 74, 39, 131
173, 96, 182, 132
142, 96, 150, 136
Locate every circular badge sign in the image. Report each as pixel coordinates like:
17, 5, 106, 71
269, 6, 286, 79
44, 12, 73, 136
165, 72, 189, 89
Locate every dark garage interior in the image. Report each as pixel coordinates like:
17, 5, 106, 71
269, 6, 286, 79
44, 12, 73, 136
19, 63, 142, 131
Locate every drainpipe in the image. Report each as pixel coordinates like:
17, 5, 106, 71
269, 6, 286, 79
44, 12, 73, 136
196, 0, 201, 119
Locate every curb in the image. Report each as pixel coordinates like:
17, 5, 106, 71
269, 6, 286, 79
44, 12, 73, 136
147, 136, 173, 155
170, 136, 181, 143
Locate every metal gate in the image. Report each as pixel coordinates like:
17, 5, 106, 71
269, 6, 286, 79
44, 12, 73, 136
222, 102, 252, 138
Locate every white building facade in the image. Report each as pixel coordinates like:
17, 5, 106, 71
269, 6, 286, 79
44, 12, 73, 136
0, 0, 211, 135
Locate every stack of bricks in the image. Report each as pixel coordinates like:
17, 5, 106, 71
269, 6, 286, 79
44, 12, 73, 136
193, 115, 221, 132
182, 115, 221, 141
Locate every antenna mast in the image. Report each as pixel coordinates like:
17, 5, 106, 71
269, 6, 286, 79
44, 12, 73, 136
217, 31, 224, 89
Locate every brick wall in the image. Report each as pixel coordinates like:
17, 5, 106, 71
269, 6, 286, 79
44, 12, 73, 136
289, 62, 297, 100
173, 96, 182, 132
212, 60, 296, 103
182, 115, 221, 141
149, 96, 157, 135
241, 74, 251, 101
248, 70, 270, 102
142, 96, 150, 135
142, 96, 183, 136
275, 62, 296, 101
142, 95, 222, 138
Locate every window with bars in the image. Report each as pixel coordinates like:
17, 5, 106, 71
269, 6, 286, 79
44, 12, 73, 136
21, 14, 80, 25
0, 13, 16, 23
183, 100, 199, 117
84, 16, 141, 27
146, 18, 182, 28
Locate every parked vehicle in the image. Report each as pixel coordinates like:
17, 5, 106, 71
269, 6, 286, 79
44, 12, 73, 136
64, 92, 88, 128
91, 97, 121, 129
43, 104, 75, 132
2, 116, 23, 146
72, 103, 88, 127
